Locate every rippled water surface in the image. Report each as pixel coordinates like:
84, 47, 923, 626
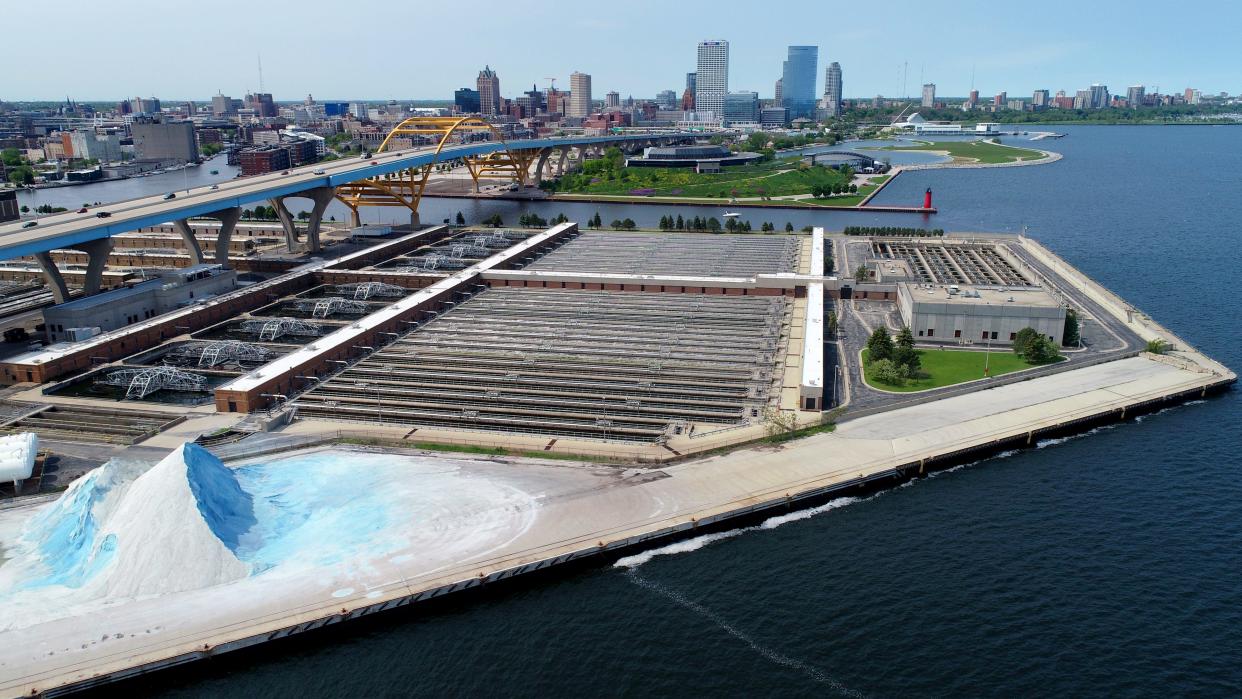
110, 125, 1242, 697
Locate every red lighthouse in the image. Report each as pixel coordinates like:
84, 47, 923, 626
923, 187, 933, 209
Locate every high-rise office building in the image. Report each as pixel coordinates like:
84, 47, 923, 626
921, 83, 936, 108
774, 78, 782, 104
605, 91, 620, 109
454, 88, 480, 114
822, 61, 842, 117
1032, 89, 1050, 108
1126, 85, 1145, 107
695, 40, 729, 118
780, 45, 818, 120
723, 91, 760, 125
569, 72, 592, 117
1089, 84, 1109, 109
686, 72, 697, 93
993, 92, 1007, 107
211, 94, 236, 116
477, 66, 501, 116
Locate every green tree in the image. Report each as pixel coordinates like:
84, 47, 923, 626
1062, 308, 1080, 346
455, 211, 465, 225
1012, 327, 1041, 357
675, 214, 685, 230
1024, 336, 1061, 364
1, 149, 24, 167
610, 219, 623, 230
866, 326, 895, 362
725, 218, 738, 232
592, 212, 603, 228
785, 222, 794, 232
826, 310, 838, 336
621, 218, 637, 231
707, 217, 721, 232
893, 327, 921, 376
870, 358, 904, 386
853, 264, 869, 284
1145, 338, 1169, 354
19, 205, 29, 214
296, 211, 310, 221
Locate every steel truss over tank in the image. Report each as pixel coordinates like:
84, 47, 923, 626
334, 116, 539, 223
169, 340, 276, 368
97, 366, 210, 400
240, 317, 325, 342
335, 282, 408, 301
295, 297, 369, 318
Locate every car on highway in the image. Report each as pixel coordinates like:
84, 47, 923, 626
21, 221, 37, 229
77, 207, 88, 213
281, 170, 290, 175
312, 169, 325, 175
210, 184, 219, 190
163, 193, 176, 200
95, 212, 111, 218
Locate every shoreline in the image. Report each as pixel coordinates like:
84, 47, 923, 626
0, 234, 1233, 697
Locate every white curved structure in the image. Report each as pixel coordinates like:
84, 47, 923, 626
0, 432, 38, 484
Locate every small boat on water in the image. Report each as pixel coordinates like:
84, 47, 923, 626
722, 211, 741, 218
210, 170, 219, 175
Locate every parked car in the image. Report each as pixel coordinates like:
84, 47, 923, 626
163, 193, 176, 200
21, 221, 37, 228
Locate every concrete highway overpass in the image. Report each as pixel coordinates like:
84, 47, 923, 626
0, 128, 698, 301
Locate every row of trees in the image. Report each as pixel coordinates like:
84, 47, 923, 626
843, 226, 945, 237
809, 183, 858, 198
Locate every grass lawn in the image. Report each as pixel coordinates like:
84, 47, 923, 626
862, 347, 1059, 392
877, 139, 1046, 164
554, 157, 852, 199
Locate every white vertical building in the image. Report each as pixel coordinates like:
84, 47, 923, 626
695, 40, 729, 120
822, 61, 842, 117
568, 72, 592, 117
921, 83, 936, 108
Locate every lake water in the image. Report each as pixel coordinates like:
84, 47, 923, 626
83, 124, 1242, 697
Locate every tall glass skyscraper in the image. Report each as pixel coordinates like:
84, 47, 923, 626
823, 61, 843, 117
695, 40, 729, 119
781, 46, 818, 120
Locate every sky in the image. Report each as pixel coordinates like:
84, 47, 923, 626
6, 0, 1240, 102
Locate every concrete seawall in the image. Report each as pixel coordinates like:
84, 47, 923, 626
2, 235, 1234, 697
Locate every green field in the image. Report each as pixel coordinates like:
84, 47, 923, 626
550, 156, 853, 200
878, 139, 1046, 164
862, 347, 1056, 392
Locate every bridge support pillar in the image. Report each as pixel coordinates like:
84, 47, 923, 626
78, 238, 113, 296
533, 148, 553, 186
211, 207, 241, 266
172, 219, 205, 265
34, 252, 71, 304
269, 196, 300, 252
302, 186, 335, 254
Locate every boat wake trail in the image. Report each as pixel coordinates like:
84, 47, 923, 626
625, 569, 866, 698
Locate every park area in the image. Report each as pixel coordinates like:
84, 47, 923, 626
862, 347, 1058, 392
876, 139, 1047, 164
544, 148, 870, 204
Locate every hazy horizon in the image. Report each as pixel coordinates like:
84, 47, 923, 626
6, 0, 1238, 103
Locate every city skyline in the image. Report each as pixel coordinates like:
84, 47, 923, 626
4, 0, 1239, 102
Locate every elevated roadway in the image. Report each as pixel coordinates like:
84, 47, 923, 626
0, 132, 689, 261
